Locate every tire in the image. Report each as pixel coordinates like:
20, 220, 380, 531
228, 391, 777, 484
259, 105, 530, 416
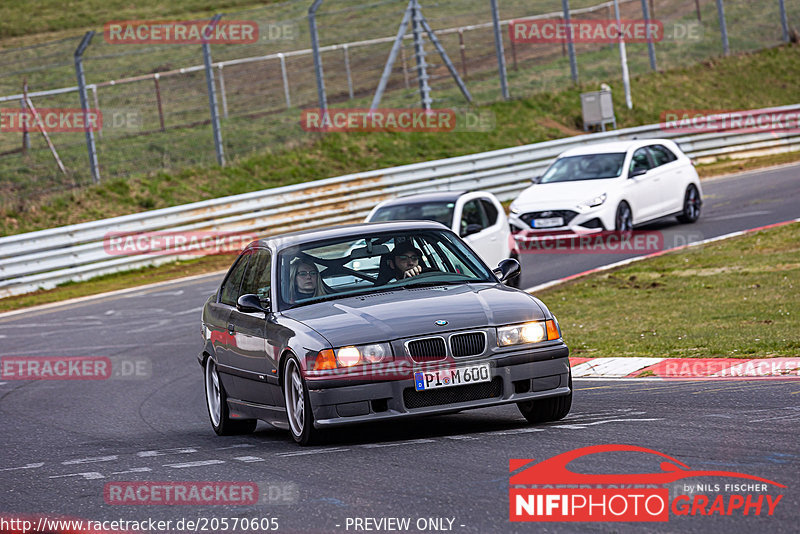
676, 185, 701, 224
204, 357, 257, 436
506, 253, 521, 288
283, 356, 321, 446
517, 374, 572, 423
614, 202, 633, 232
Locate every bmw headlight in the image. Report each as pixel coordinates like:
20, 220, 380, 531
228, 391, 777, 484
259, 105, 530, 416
576, 193, 607, 213
497, 320, 560, 347
335, 343, 393, 367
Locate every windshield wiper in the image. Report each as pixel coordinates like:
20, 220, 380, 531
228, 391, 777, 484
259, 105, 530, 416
286, 287, 400, 309
401, 280, 475, 289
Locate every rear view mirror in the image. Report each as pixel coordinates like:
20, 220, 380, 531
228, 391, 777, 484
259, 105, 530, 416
237, 293, 269, 314
531, 175, 542, 184
629, 167, 648, 178
493, 258, 521, 283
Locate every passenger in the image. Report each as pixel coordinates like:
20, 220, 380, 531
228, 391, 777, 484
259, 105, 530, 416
289, 259, 326, 302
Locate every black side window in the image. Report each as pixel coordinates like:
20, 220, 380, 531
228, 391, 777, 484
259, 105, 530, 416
219, 253, 250, 306
241, 248, 272, 305
461, 199, 489, 235
648, 145, 677, 167
480, 199, 498, 226
630, 148, 653, 173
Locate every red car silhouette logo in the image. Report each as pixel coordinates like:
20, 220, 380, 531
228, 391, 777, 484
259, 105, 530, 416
510, 444, 785, 487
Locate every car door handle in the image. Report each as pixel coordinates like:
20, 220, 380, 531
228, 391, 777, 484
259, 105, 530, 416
227, 323, 235, 335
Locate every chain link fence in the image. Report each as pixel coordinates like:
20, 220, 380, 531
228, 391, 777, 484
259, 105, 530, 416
0, 0, 796, 209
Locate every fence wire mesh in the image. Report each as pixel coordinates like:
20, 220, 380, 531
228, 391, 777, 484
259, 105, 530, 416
0, 0, 796, 210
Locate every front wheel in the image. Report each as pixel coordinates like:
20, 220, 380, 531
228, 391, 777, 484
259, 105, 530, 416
614, 202, 633, 232
204, 357, 257, 435
283, 356, 320, 445
676, 185, 701, 223
517, 375, 572, 423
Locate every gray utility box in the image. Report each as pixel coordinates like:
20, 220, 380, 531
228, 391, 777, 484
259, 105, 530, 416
581, 90, 616, 131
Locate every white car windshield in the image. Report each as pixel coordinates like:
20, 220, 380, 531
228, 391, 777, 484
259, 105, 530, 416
277, 229, 494, 310
368, 201, 454, 227
540, 153, 626, 183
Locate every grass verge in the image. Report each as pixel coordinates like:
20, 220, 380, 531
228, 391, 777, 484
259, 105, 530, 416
2, 44, 799, 235
538, 222, 800, 358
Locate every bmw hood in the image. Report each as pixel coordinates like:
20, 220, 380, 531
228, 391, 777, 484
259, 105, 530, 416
513, 180, 615, 210
282, 284, 548, 347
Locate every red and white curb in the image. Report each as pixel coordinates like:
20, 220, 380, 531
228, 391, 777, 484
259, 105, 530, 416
569, 357, 800, 379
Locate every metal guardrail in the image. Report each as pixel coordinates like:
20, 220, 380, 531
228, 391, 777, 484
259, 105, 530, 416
2, 103, 799, 298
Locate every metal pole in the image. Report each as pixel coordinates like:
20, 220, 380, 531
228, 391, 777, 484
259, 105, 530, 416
153, 73, 166, 132
26, 96, 67, 175
217, 65, 229, 119
343, 45, 354, 100
401, 45, 411, 88
641, 0, 657, 71
716, 0, 730, 55
74, 31, 100, 183
490, 0, 509, 100
695, 0, 702, 22
458, 29, 468, 79
613, 0, 632, 109
203, 15, 225, 166
562, 0, 578, 83
411, 0, 432, 110
21, 79, 30, 154
779, 0, 789, 42
509, 32, 518, 71
308, 0, 327, 112
278, 53, 291, 108
91, 85, 100, 139
371, 1, 412, 110
420, 17, 472, 103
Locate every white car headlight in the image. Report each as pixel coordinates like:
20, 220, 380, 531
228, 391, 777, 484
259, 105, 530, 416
336, 346, 361, 367
576, 193, 607, 213
335, 343, 393, 367
497, 320, 559, 347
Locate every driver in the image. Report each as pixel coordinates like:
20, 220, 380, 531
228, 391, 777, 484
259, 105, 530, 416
386, 242, 425, 281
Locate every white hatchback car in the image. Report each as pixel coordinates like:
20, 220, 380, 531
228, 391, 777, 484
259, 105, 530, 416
365, 191, 521, 286
508, 140, 702, 234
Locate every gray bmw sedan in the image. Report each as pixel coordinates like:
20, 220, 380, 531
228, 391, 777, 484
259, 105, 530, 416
200, 221, 571, 445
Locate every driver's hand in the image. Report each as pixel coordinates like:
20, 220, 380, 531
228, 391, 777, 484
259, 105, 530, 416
403, 265, 423, 278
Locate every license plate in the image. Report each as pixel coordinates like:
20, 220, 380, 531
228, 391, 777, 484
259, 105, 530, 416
414, 363, 491, 391
532, 217, 564, 228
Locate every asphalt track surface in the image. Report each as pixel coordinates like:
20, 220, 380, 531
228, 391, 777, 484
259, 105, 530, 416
1, 164, 799, 533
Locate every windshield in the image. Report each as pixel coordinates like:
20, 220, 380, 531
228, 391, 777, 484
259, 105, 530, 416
540, 153, 626, 183
368, 201, 454, 227
277, 230, 495, 311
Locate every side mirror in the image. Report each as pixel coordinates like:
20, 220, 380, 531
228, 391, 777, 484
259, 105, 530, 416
531, 175, 542, 184
237, 293, 269, 314
462, 223, 483, 237
629, 167, 648, 178
493, 258, 521, 283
